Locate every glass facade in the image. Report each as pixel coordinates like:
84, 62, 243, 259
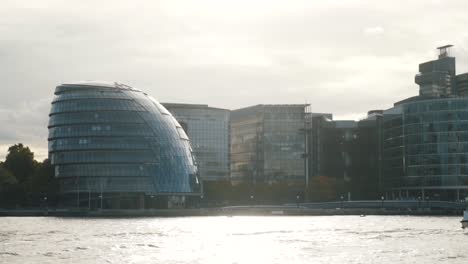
162, 103, 230, 182
383, 98, 468, 199
48, 81, 200, 196
230, 105, 306, 185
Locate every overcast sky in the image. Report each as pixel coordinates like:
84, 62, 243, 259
2, 0, 468, 160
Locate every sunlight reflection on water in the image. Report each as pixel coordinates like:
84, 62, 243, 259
0, 216, 467, 264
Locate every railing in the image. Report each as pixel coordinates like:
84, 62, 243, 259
294, 200, 466, 210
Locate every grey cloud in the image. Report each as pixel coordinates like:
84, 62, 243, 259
2, 0, 468, 159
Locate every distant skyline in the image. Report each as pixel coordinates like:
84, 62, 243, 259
2, 0, 468, 160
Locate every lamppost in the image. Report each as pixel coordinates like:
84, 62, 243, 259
150, 195, 155, 209
200, 195, 204, 208
296, 195, 300, 208
99, 194, 103, 210
340, 195, 344, 208
250, 195, 254, 206
43, 196, 48, 213
417, 196, 421, 209
425, 196, 429, 210
381, 196, 385, 209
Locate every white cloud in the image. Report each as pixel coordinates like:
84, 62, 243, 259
363, 26, 385, 35
0, 98, 50, 161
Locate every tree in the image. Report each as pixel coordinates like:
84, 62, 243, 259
0, 165, 17, 191
4, 143, 36, 183
0, 144, 59, 207
30, 159, 58, 204
0, 164, 19, 207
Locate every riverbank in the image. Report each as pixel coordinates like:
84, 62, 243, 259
0, 205, 463, 217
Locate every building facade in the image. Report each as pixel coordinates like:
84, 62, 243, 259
230, 105, 308, 186
308, 112, 382, 200
382, 46, 468, 201
383, 98, 468, 200
162, 103, 230, 182
48, 81, 200, 209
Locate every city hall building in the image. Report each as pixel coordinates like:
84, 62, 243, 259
48, 81, 201, 209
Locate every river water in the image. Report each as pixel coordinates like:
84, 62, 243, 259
0, 216, 466, 263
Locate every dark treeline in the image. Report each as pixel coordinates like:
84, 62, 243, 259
0, 144, 58, 208
202, 176, 347, 206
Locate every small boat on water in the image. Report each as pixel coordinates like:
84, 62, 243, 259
461, 210, 468, 229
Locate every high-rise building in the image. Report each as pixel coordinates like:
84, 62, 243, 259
230, 104, 308, 186
382, 46, 468, 201
162, 103, 230, 182
48, 81, 201, 209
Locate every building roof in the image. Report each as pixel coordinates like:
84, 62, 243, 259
161, 102, 230, 112
232, 104, 310, 112
60, 81, 141, 91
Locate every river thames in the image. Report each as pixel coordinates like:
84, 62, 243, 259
0, 216, 466, 263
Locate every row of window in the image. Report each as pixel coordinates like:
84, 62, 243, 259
49, 124, 154, 139
49, 137, 151, 152
404, 133, 468, 145
51, 150, 157, 164
406, 154, 468, 166
55, 164, 155, 178
404, 122, 468, 134
400, 176, 468, 187
50, 99, 146, 114
405, 99, 468, 114
383, 116, 403, 129
405, 111, 468, 124
405, 143, 468, 155
49, 111, 144, 127
407, 165, 468, 176
60, 176, 154, 192
52, 90, 129, 103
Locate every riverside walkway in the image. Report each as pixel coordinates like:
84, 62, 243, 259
0, 200, 466, 217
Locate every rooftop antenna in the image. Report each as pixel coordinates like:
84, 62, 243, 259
437, 44, 454, 58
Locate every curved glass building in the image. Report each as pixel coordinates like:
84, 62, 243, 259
48, 81, 200, 208
383, 97, 468, 200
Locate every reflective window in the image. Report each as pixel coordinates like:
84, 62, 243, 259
48, 84, 201, 194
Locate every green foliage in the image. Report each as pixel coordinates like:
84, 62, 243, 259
0, 165, 17, 189
0, 164, 19, 207
4, 143, 36, 183
0, 144, 57, 207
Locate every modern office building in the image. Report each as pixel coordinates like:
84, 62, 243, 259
48, 81, 201, 209
162, 103, 230, 182
383, 97, 468, 200
306, 113, 333, 182
382, 46, 468, 200
230, 104, 308, 186
307, 112, 382, 200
